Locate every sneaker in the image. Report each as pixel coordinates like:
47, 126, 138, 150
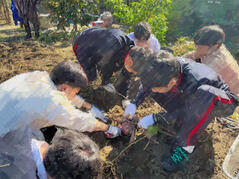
35, 32, 40, 39
25, 34, 32, 40
161, 146, 189, 172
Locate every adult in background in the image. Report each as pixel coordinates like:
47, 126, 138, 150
0, 127, 100, 178
10, 0, 24, 28
183, 25, 239, 95
128, 22, 160, 53
91, 11, 113, 28
14, 0, 40, 39
124, 49, 238, 172
0, 60, 121, 138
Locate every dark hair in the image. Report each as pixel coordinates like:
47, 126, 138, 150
43, 130, 100, 179
129, 46, 154, 75
137, 50, 178, 90
194, 25, 225, 46
152, 50, 178, 81
50, 60, 88, 89
134, 22, 151, 41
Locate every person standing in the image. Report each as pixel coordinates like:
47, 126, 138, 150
10, 0, 24, 27
14, 0, 40, 39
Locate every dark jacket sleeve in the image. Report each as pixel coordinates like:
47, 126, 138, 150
131, 83, 150, 106
153, 84, 238, 146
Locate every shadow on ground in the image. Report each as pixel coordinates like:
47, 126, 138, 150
0, 25, 25, 42
105, 131, 215, 179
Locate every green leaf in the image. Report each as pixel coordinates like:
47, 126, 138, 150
147, 125, 159, 136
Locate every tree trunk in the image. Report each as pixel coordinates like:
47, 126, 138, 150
1, 0, 11, 24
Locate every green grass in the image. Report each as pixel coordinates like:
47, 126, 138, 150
0, 25, 25, 42
172, 37, 195, 56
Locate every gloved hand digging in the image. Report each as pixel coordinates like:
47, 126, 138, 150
124, 103, 137, 119
105, 125, 121, 138
91, 105, 107, 123
137, 114, 155, 129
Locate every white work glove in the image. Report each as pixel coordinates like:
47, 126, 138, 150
124, 103, 137, 119
91, 105, 106, 123
122, 99, 130, 109
105, 125, 121, 138
137, 114, 155, 129
103, 83, 116, 93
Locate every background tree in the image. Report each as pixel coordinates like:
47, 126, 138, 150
105, 0, 172, 44
0, 0, 11, 24
167, 0, 239, 59
48, 0, 99, 31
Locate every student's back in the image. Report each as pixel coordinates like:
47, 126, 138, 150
0, 71, 96, 136
73, 27, 134, 83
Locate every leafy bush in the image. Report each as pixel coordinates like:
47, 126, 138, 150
37, 24, 91, 45
167, 0, 239, 59
38, 30, 74, 44
171, 37, 195, 56
47, 0, 99, 31
105, 0, 172, 44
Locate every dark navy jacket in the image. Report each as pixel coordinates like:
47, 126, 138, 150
133, 57, 231, 111
133, 57, 238, 146
73, 28, 134, 84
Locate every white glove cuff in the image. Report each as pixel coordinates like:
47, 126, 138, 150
124, 103, 137, 118
103, 83, 116, 93
71, 95, 85, 108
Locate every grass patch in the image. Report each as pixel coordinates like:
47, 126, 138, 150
172, 37, 195, 56
38, 30, 77, 45
0, 25, 25, 42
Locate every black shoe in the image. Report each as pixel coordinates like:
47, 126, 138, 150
161, 146, 189, 172
25, 34, 32, 40
35, 32, 39, 39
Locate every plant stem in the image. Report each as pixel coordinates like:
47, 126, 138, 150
0, 164, 10, 168
111, 136, 146, 163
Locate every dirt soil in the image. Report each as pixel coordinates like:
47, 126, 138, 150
0, 24, 238, 179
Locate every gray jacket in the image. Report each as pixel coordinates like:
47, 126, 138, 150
0, 127, 44, 179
